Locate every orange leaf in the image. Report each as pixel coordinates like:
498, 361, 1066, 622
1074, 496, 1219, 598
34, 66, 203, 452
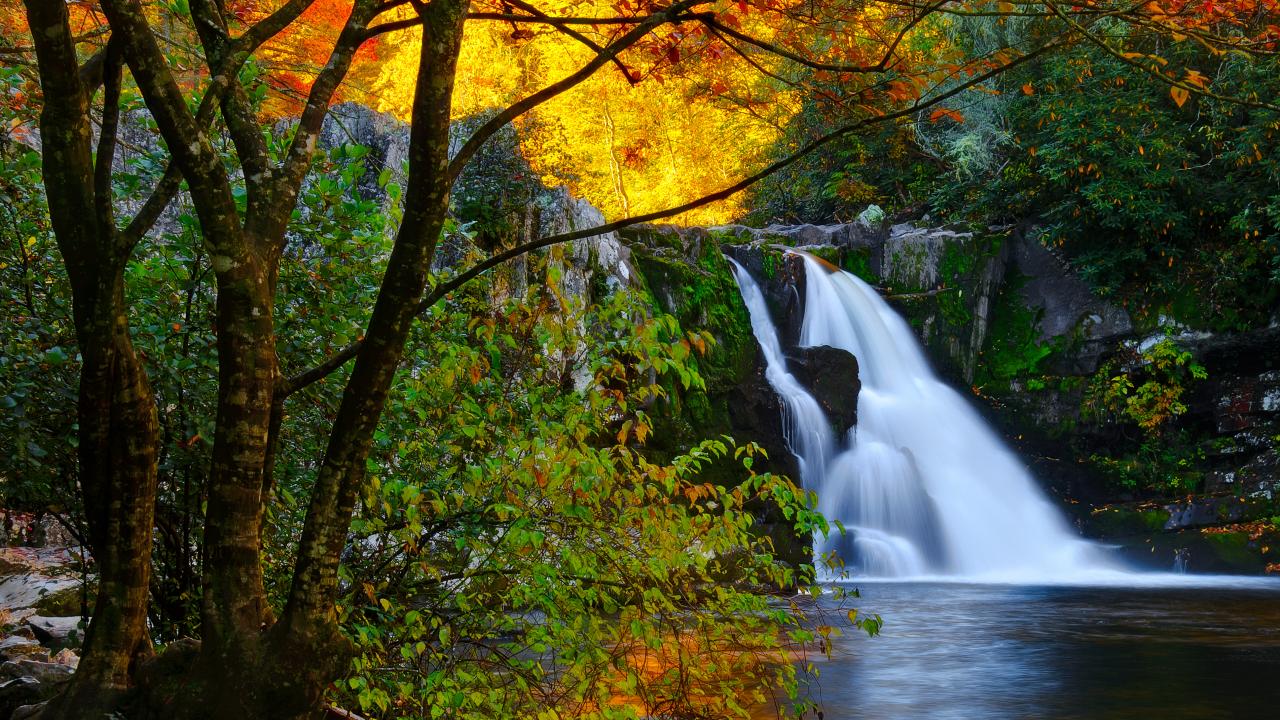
1170, 85, 1190, 108
928, 108, 964, 124
1021, 82, 1034, 95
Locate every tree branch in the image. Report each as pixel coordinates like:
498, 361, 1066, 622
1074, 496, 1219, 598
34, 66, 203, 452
113, 1, 322, 251
99, 0, 244, 258
1043, 0, 1280, 112
189, 0, 273, 226
698, 3, 938, 77
502, 0, 639, 85
271, 0, 382, 246
284, 37, 1069, 397
446, 0, 711, 183
93, 41, 123, 251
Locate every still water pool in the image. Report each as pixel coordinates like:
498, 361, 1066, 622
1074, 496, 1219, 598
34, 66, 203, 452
805, 581, 1280, 719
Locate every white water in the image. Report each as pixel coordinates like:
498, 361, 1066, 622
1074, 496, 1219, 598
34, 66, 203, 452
730, 252, 1120, 582
729, 258, 834, 485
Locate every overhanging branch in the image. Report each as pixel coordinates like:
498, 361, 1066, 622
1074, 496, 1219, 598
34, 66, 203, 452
283, 37, 1068, 397
446, 0, 712, 183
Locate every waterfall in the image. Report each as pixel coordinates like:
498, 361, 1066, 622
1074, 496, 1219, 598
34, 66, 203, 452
729, 258, 834, 485
730, 252, 1118, 581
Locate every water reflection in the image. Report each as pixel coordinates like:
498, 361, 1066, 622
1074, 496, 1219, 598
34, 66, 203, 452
805, 582, 1280, 719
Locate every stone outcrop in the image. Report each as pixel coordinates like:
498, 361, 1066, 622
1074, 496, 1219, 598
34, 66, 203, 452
787, 346, 860, 438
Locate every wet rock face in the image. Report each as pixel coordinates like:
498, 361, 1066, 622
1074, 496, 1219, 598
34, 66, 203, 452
1194, 335, 1280, 500
1011, 231, 1132, 343
787, 346, 861, 438
0, 540, 87, 718
723, 244, 808, 349
725, 349, 799, 483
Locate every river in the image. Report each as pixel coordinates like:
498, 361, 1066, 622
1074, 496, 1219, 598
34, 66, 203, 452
805, 580, 1280, 719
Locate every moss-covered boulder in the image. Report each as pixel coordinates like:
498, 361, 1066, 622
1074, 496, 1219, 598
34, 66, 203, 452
617, 224, 811, 571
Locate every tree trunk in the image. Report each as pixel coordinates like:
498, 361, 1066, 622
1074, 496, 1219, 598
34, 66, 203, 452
46, 296, 160, 719
267, 1, 473, 715
22, 3, 160, 717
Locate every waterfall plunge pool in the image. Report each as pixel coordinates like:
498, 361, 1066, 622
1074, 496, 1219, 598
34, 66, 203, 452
728, 254, 1280, 717
784, 579, 1280, 719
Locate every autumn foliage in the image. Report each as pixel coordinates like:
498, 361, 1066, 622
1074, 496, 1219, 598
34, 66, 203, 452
3, 1, 1278, 719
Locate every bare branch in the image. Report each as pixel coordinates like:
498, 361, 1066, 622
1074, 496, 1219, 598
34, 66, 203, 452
697, 2, 941, 77
502, 0, 639, 85
231, 0, 320, 57
447, 0, 711, 183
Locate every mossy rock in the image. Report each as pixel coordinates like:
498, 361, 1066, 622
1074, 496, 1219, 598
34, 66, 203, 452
622, 227, 756, 391
1086, 505, 1171, 538
1202, 530, 1266, 572
34, 584, 86, 616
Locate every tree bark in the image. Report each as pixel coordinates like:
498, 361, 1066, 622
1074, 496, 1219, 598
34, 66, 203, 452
271, 5, 472, 709
47, 301, 160, 719
21, 3, 160, 717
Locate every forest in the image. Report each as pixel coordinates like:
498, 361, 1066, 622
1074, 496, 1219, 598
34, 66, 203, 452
0, 1, 1278, 719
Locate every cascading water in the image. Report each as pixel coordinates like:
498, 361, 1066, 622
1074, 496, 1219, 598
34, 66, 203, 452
730, 252, 1117, 581
729, 258, 834, 485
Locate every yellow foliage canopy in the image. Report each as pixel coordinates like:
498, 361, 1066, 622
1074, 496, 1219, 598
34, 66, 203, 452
360, 2, 799, 224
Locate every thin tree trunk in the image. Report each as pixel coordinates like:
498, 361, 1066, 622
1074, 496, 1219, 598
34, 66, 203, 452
268, 5, 472, 714
47, 301, 160, 718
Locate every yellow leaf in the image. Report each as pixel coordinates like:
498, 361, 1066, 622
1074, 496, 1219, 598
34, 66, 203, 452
1170, 85, 1190, 108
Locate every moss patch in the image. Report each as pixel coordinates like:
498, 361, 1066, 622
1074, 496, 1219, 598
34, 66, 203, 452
1086, 505, 1171, 537
620, 226, 758, 449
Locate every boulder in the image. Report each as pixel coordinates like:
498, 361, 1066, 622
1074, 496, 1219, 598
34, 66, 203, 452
787, 345, 861, 438
11, 703, 45, 720
24, 617, 82, 649
0, 659, 72, 685
0, 677, 41, 718
881, 223, 973, 290
0, 575, 80, 616
0, 636, 48, 663
49, 649, 77, 670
